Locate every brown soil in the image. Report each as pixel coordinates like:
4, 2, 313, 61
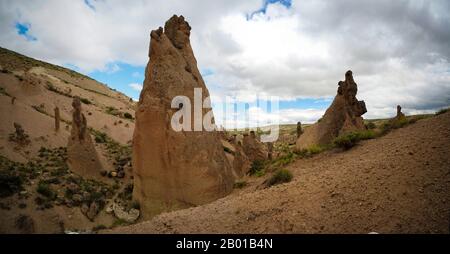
110, 112, 450, 234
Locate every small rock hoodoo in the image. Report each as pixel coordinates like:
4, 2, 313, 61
67, 97, 102, 178
296, 70, 367, 150
132, 15, 234, 218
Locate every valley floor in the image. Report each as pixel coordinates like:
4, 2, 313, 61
110, 112, 450, 234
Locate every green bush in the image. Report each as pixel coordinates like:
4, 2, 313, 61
93, 131, 108, 143
365, 122, 376, 129
233, 180, 247, 189
80, 98, 91, 105
296, 144, 327, 158
267, 169, 293, 187
36, 181, 56, 200
435, 108, 449, 115
223, 146, 233, 154
106, 106, 120, 116
123, 112, 133, 119
248, 160, 265, 177
0, 171, 23, 197
333, 130, 375, 150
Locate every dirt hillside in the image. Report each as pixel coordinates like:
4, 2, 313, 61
110, 111, 450, 234
0, 47, 136, 233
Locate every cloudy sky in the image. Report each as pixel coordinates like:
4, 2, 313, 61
1, 0, 449, 127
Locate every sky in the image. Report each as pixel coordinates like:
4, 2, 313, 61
1, 0, 449, 128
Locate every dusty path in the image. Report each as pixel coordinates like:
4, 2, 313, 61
111, 112, 450, 234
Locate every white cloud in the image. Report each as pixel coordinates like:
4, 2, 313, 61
0, 0, 449, 121
129, 83, 143, 91
131, 71, 141, 78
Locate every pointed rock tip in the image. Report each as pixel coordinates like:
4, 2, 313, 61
164, 14, 191, 49
345, 70, 353, 80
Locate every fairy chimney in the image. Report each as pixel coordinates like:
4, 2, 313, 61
132, 15, 234, 219
67, 97, 102, 178
296, 70, 367, 150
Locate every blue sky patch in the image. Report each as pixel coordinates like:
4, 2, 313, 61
15, 22, 37, 41
248, 0, 292, 19
86, 62, 145, 100
84, 0, 96, 11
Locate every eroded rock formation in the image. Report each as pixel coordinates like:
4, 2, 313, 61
9, 122, 30, 146
54, 106, 60, 132
67, 97, 102, 178
132, 15, 234, 218
296, 121, 303, 138
296, 70, 367, 150
243, 131, 269, 162
394, 105, 406, 121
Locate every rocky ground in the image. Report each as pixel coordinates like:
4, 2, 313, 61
110, 111, 450, 234
0, 47, 140, 233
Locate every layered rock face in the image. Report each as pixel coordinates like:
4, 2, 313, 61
132, 15, 234, 218
221, 136, 251, 178
296, 71, 367, 150
67, 97, 102, 178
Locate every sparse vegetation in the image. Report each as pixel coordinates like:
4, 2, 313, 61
0, 169, 23, 197
93, 130, 108, 143
365, 122, 376, 129
112, 218, 129, 227
435, 108, 449, 115
80, 97, 92, 105
106, 106, 120, 116
223, 146, 234, 154
32, 104, 47, 114
234, 180, 247, 189
36, 180, 56, 200
267, 169, 293, 187
333, 130, 375, 150
295, 144, 329, 158
0, 87, 10, 97
123, 112, 133, 119
248, 160, 265, 177
105, 106, 134, 121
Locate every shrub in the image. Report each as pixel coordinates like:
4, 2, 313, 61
0, 87, 10, 96
233, 180, 247, 189
248, 160, 265, 177
435, 108, 449, 115
365, 122, 376, 129
106, 106, 120, 116
36, 180, 56, 200
80, 98, 91, 105
333, 130, 375, 150
112, 218, 128, 227
223, 146, 233, 154
92, 224, 107, 231
0, 171, 23, 197
267, 169, 293, 187
15, 214, 35, 233
296, 144, 327, 158
123, 112, 133, 119
93, 131, 108, 143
